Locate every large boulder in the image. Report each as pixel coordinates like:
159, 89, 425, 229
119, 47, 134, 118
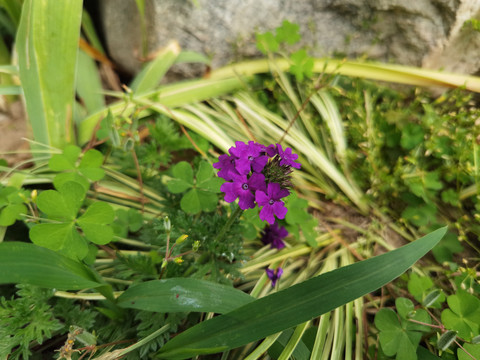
99, 0, 480, 77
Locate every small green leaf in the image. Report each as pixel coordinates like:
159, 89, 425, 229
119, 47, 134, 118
78, 201, 115, 225
80, 223, 114, 245
180, 188, 217, 214
458, 343, 480, 360
275, 20, 301, 45
196, 161, 214, 183
37, 189, 75, 220
49, 145, 81, 171
0, 203, 27, 226
197, 177, 223, 192
53, 172, 90, 191
58, 181, 87, 217
396, 297, 415, 319
79, 149, 105, 181
167, 178, 192, 194
256, 32, 278, 54
441, 291, 480, 341
29, 223, 75, 251
172, 161, 194, 184
401, 123, 424, 150
58, 229, 89, 261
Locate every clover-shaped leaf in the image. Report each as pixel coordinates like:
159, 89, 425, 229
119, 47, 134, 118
113, 208, 143, 237
167, 161, 222, 214
0, 186, 27, 226
29, 181, 115, 260
408, 272, 445, 308
77, 202, 115, 245
49, 145, 105, 190
458, 343, 480, 360
375, 300, 431, 360
441, 291, 480, 341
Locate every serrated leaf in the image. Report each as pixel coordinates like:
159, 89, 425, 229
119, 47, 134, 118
29, 223, 75, 251
256, 32, 278, 54
0, 242, 102, 290
275, 20, 300, 45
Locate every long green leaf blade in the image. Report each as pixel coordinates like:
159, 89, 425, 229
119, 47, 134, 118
130, 41, 180, 94
117, 279, 254, 314
0, 242, 102, 290
157, 227, 447, 359
16, 0, 82, 148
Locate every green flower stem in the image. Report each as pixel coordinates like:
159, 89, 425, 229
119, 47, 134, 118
214, 206, 243, 244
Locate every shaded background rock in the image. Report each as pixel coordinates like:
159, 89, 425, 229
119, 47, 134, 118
98, 0, 479, 78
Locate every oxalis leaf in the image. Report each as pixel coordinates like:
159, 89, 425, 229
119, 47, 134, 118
0, 242, 102, 290
156, 227, 447, 359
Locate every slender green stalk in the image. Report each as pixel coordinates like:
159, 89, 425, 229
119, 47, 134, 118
118, 324, 171, 356
243, 333, 282, 360
278, 321, 310, 360
213, 206, 243, 243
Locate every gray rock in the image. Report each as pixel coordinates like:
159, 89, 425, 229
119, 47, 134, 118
99, 0, 474, 78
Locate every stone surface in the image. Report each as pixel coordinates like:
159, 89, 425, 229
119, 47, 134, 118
99, 0, 479, 78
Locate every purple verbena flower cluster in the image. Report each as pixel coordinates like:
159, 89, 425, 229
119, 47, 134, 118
214, 141, 301, 224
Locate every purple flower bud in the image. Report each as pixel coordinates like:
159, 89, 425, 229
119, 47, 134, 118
261, 222, 288, 249
276, 144, 301, 169
266, 267, 283, 287
255, 183, 289, 224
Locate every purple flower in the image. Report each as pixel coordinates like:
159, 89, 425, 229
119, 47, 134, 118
261, 222, 288, 249
255, 183, 289, 224
213, 153, 238, 181
276, 144, 301, 169
266, 267, 283, 287
220, 172, 266, 210
229, 141, 268, 175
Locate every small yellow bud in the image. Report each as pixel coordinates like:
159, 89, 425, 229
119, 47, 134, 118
174, 257, 184, 264
175, 234, 188, 244
31, 190, 37, 203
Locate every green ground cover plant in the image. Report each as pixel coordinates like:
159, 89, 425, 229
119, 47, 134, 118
0, 2, 479, 359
